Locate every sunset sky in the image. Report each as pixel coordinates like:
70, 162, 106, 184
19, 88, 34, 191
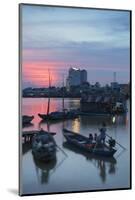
21, 5, 130, 88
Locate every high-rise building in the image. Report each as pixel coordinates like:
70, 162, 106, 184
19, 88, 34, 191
66, 67, 87, 88
81, 69, 87, 83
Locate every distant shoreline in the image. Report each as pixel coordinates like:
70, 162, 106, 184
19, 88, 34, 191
22, 96, 81, 98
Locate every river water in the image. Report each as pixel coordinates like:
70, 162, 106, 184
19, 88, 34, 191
21, 98, 130, 195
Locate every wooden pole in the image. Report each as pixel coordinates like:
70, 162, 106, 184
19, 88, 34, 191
56, 145, 68, 157
62, 74, 65, 112
47, 69, 51, 115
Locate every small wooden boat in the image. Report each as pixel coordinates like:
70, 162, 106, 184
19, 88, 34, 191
22, 122, 33, 128
63, 129, 117, 157
22, 115, 34, 124
38, 110, 78, 121
32, 129, 57, 161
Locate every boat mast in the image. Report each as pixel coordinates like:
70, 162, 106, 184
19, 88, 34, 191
47, 69, 51, 115
62, 75, 65, 112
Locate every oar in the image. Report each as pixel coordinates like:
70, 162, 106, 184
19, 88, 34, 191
106, 133, 126, 150
56, 144, 68, 157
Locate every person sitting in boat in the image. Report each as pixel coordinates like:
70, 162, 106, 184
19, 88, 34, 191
89, 133, 93, 143
98, 122, 107, 144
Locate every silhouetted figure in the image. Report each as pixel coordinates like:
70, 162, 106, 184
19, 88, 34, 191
94, 133, 97, 142
98, 122, 107, 144
89, 134, 93, 143
99, 160, 106, 183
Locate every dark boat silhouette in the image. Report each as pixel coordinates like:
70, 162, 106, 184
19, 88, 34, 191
38, 71, 79, 122
22, 122, 34, 128
22, 115, 34, 124
33, 155, 57, 184
38, 110, 78, 121
63, 141, 117, 164
63, 128, 117, 157
32, 129, 56, 161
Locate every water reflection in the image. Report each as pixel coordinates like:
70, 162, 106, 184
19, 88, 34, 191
33, 157, 57, 184
22, 143, 32, 155
71, 118, 80, 133
68, 99, 80, 109
22, 98, 130, 194
63, 141, 117, 184
22, 98, 128, 129
114, 114, 128, 126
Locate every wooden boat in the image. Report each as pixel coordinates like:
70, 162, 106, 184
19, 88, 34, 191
63, 141, 117, 164
22, 129, 56, 137
22, 122, 33, 128
63, 128, 117, 157
38, 110, 78, 121
32, 129, 57, 161
22, 115, 34, 124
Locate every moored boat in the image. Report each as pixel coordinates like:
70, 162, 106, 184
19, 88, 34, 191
63, 129, 117, 157
22, 115, 34, 124
63, 141, 117, 164
38, 110, 78, 121
38, 71, 79, 122
32, 129, 57, 161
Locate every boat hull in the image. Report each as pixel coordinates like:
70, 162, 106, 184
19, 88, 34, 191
63, 129, 116, 157
32, 131, 56, 162
32, 150, 56, 162
38, 111, 78, 121
22, 115, 34, 124
63, 141, 117, 163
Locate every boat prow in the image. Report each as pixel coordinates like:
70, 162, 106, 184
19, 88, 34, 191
38, 111, 79, 121
22, 115, 34, 124
32, 130, 57, 161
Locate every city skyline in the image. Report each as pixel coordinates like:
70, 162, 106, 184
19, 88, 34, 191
22, 5, 130, 88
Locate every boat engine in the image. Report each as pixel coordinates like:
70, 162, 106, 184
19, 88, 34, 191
108, 138, 116, 148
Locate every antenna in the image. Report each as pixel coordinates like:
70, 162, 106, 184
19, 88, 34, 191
113, 72, 116, 82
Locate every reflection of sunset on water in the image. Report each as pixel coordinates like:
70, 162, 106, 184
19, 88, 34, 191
22, 98, 81, 130
22, 98, 61, 127
22, 98, 130, 194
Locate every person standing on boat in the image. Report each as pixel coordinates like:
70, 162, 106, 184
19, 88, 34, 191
99, 122, 107, 144
89, 133, 93, 143
94, 133, 97, 142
